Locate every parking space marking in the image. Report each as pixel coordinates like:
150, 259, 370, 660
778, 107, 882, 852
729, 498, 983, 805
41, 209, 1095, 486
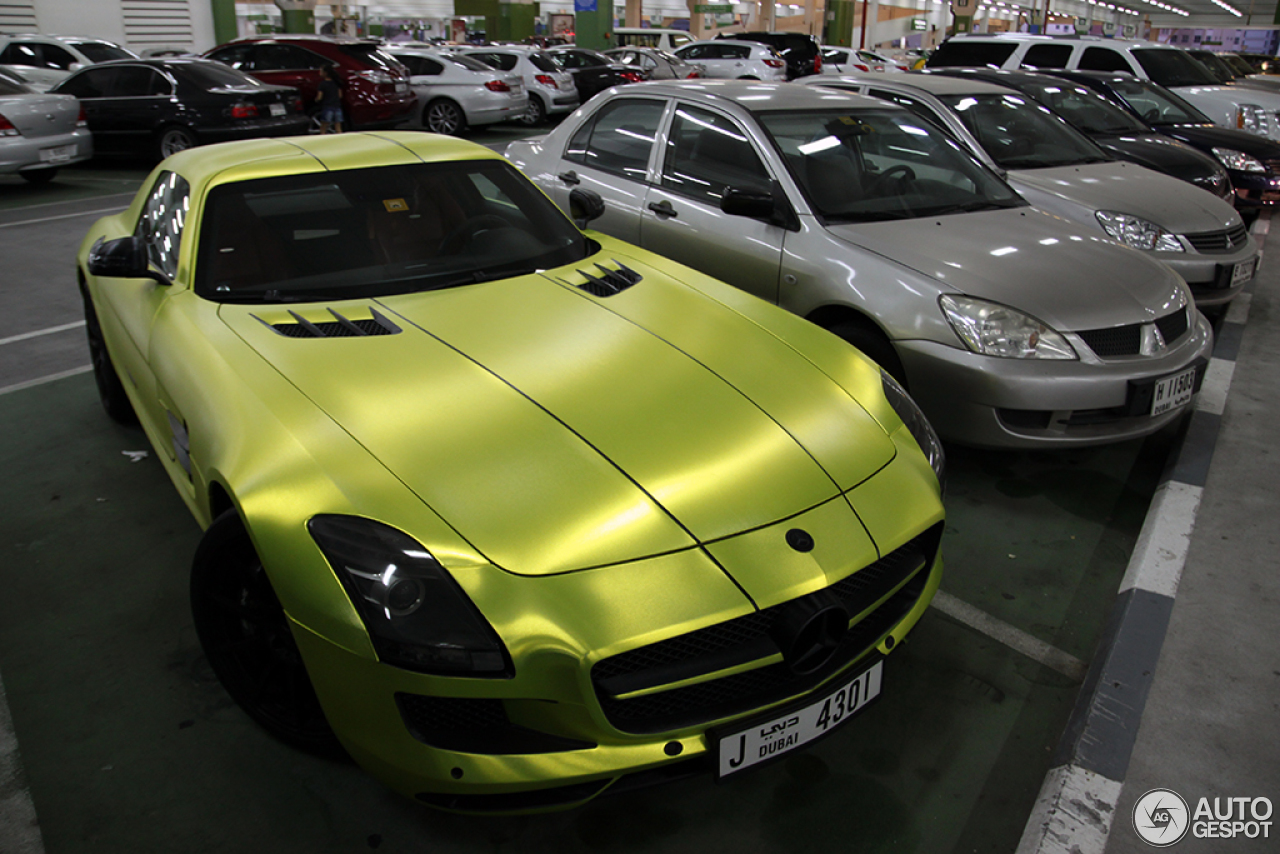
0, 672, 46, 854
931, 591, 1088, 681
0, 322, 86, 348
0, 365, 92, 398
0, 207, 125, 230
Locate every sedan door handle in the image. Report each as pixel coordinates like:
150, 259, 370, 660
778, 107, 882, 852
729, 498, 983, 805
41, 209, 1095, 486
558, 170, 580, 185
648, 200, 677, 218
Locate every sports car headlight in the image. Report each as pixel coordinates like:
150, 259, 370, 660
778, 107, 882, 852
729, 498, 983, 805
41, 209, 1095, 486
309, 515, 511, 677
1095, 211, 1184, 252
939, 295, 1077, 360
1235, 104, 1269, 136
881, 370, 945, 491
1212, 147, 1268, 173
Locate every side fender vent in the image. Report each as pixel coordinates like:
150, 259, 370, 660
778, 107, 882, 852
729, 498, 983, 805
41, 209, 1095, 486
260, 307, 401, 338
565, 261, 642, 297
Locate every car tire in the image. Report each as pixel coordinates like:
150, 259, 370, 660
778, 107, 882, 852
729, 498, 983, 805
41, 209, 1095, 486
155, 125, 197, 161
81, 289, 137, 425
424, 99, 466, 136
737, 76, 760, 80
190, 510, 343, 756
827, 317, 908, 388
518, 95, 547, 127
20, 168, 57, 184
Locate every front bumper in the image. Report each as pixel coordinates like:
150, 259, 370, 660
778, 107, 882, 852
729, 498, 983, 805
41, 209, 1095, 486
898, 307, 1214, 449
1152, 233, 1258, 306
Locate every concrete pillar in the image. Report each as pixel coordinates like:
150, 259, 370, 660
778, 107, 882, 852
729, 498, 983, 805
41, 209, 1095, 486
210, 0, 237, 43
275, 0, 317, 33
625, 0, 643, 28
828, 0, 855, 46
575, 0, 613, 50
866, 0, 878, 47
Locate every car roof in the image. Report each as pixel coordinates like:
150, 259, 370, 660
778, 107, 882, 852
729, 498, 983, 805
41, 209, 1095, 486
819, 72, 1014, 96
927, 67, 1086, 89
614, 79, 892, 111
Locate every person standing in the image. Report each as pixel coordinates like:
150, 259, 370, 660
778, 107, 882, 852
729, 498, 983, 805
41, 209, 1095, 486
315, 64, 345, 134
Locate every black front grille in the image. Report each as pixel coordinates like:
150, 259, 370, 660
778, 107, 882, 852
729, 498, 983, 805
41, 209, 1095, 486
1184, 223, 1249, 253
395, 694, 595, 754
1076, 307, 1189, 358
591, 524, 942, 734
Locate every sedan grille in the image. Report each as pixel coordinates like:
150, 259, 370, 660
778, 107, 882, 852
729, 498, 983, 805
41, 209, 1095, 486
1183, 223, 1249, 253
1076, 307, 1189, 358
591, 524, 942, 734
262, 308, 400, 338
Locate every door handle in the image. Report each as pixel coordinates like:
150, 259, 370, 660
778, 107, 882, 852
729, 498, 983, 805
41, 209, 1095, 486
648, 200, 677, 218
558, 170, 580, 185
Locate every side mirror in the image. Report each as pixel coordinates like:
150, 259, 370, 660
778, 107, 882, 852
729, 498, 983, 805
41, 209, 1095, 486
720, 187, 776, 220
87, 236, 169, 284
568, 187, 605, 229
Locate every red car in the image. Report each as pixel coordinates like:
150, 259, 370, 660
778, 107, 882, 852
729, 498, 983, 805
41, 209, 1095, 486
204, 35, 415, 129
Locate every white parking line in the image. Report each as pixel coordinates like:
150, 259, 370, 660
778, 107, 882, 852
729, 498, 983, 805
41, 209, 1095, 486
0, 365, 92, 397
0, 321, 86, 347
0, 207, 124, 229
930, 590, 1088, 681
0, 671, 46, 854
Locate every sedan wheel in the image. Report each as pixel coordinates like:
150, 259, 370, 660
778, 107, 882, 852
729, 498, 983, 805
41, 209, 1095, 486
425, 99, 466, 136
82, 291, 137, 424
156, 125, 196, 160
518, 96, 547, 127
191, 511, 341, 756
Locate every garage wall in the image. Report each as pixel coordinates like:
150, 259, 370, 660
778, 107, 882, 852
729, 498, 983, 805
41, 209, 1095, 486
2, 0, 215, 53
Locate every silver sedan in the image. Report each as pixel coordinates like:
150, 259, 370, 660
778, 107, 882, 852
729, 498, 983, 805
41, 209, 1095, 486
507, 81, 1213, 449
0, 71, 92, 183
391, 47, 527, 135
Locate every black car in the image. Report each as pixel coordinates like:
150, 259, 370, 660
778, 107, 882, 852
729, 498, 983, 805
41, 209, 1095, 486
1042, 69, 1280, 217
714, 31, 820, 78
50, 58, 308, 161
544, 47, 638, 102
928, 68, 1233, 203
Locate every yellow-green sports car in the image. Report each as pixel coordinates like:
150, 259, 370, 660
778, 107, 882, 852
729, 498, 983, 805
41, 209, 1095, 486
77, 132, 946, 811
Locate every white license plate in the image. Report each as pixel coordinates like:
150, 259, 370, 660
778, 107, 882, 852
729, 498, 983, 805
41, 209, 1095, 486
715, 659, 882, 779
1231, 257, 1256, 286
269, 103, 285, 117
395, 81, 408, 93
39, 144, 75, 163
1150, 366, 1198, 416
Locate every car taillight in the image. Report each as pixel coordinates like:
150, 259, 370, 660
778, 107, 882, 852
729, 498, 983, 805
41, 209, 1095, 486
0, 113, 19, 136
764, 58, 784, 68
686, 70, 700, 78
293, 97, 304, 113
357, 69, 395, 84
484, 80, 510, 92
229, 103, 259, 119
813, 53, 822, 73
76, 106, 87, 128
535, 73, 556, 88
853, 63, 871, 72
619, 70, 645, 83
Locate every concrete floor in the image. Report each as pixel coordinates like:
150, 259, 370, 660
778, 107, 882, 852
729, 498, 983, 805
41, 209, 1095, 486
0, 139, 1248, 853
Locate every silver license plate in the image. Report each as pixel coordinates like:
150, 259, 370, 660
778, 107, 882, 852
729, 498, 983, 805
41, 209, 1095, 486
1231, 257, 1256, 286
715, 659, 882, 779
1150, 366, 1197, 416
269, 103, 285, 116
39, 144, 75, 163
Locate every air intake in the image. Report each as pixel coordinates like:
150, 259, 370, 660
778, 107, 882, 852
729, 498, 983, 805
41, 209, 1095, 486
259, 308, 400, 338
565, 261, 642, 297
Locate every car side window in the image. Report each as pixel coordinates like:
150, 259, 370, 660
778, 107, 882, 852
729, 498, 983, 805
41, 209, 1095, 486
55, 67, 112, 98
676, 45, 704, 60
564, 97, 664, 180
1078, 47, 1132, 73
869, 88, 943, 126
661, 105, 771, 205
555, 51, 585, 68
41, 43, 78, 70
135, 171, 191, 280
208, 44, 252, 71
256, 44, 326, 71
1021, 44, 1072, 69
109, 66, 170, 97
417, 57, 444, 76
723, 45, 750, 59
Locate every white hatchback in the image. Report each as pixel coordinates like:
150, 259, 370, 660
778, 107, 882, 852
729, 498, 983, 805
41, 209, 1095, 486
673, 40, 786, 81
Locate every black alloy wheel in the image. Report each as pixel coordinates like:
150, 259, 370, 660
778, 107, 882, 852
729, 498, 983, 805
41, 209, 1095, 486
81, 290, 137, 424
156, 125, 196, 160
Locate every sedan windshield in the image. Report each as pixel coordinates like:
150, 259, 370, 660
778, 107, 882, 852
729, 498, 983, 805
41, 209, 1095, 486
196, 160, 589, 302
939, 92, 1110, 169
1109, 79, 1213, 126
1021, 81, 1148, 135
758, 108, 1024, 222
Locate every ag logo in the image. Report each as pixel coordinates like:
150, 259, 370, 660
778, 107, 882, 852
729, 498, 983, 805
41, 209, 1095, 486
1133, 788, 1190, 846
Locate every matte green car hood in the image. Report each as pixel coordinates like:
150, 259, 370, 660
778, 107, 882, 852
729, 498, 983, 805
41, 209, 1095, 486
220, 250, 896, 577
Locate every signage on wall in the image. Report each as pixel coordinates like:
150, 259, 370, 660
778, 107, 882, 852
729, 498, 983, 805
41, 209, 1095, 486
911, 17, 928, 30
574, 0, 598, 12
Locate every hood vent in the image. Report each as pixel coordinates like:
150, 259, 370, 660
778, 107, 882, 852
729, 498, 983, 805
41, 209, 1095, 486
564, 261, 642, 297
259, 308, 401, 339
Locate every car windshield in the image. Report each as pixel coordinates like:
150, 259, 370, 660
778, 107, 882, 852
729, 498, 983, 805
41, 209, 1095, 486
1189, 51, 1237, 83
196, 160, 590, 302
1133, 49, 1220, 88
939, 92, 1110, 168
1109, 79, 1213, 125
1021, 81, 1147, 134
338, 43, 402, 72
72, 42, 136, 62
1223, 54, 1257, 76
758, 108, 1025, 223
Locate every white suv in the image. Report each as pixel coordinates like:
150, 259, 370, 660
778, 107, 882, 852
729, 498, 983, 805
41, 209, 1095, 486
673, 40, 786, 81
0, 34, 136, 91
927, 34, 1280, 142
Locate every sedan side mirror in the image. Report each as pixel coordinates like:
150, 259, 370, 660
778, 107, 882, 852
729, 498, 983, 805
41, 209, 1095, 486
720, 187, 776, 219
569, 188, 606, 229
87, 236, 170, 285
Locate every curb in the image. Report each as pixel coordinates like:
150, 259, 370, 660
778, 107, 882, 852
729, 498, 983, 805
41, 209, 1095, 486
1014, 215, 1267, 854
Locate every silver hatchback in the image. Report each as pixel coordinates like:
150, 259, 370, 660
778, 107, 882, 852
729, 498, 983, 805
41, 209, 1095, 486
507, 81, 1213, 449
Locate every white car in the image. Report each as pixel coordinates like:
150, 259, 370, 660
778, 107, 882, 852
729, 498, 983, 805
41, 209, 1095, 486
0, 34, 136, 91
927, 34, 1280, 143
390, 47, 526, 135
459, 45, 578, 126
673, 40, 786, 81
822, 47, 907, 74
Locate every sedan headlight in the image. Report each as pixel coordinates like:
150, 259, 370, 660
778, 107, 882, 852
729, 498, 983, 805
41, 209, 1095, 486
940, 295, 1077, 360
1235, 104, 1269, 136
1095, 211, 1184, 252
309, 515, 511, 677
881, 370, 945, 491
1212, 146, 1268, 173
